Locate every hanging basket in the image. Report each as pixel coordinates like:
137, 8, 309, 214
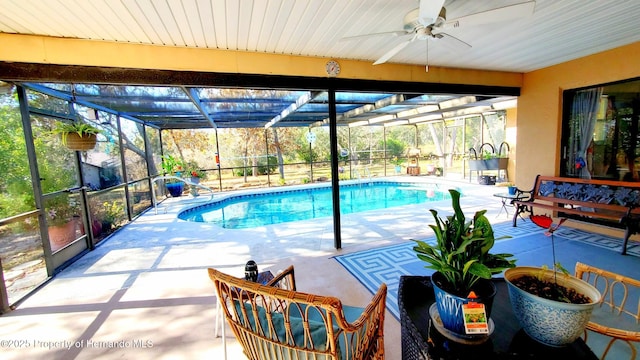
63, 132, 97, 151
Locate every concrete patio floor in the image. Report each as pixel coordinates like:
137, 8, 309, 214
0, 177, 517, 360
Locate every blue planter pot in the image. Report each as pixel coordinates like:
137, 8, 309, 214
431, 272, 497, 335
166, 182, 184, 197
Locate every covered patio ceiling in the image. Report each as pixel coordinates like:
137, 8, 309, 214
16, 81, 517, 129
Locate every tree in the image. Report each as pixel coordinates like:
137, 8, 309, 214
384, 137, 406, 159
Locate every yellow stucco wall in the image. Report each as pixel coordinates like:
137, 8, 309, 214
516, 41, 640, 189
505, 107, 517, 182
0, 33, 523, 87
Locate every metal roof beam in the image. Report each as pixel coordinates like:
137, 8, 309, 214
264, 91, 324, 129
311, 93, 422, 127
181, 86, 217, 129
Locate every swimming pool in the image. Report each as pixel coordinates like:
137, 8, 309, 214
178, 182, 455, 229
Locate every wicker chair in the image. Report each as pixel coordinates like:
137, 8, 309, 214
215, 265, 299, 359
208, 266, 387, 360
575, 262, 640, 359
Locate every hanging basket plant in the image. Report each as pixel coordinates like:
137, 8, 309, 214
53, 121, 102, 151
64, 132, 97, 151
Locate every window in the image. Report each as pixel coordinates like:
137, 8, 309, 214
561, 78, 640, 181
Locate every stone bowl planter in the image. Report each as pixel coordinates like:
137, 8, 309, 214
504, 266, 601, 347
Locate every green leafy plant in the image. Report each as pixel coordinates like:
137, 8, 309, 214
413, 189, 517, 296
161, 154, 187, 184
52, 121, 103, 146
101, 200, 122, 225
482, 150, 497, 160
161, 154, 185, 174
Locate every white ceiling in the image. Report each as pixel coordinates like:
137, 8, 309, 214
0, 0, 639, 73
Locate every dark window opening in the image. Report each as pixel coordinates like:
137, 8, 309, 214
561, 78, 640, 182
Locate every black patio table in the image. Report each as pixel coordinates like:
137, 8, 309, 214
398, 275, 598, 360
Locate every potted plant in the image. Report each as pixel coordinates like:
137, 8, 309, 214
468, 143, 509, 173
45, 196, 81, 251
504, 215, 601, 347
497, 182, 517, 195
161, 155, 185, 197
184, 161, 205, 196
413, 189, 517, 337
184, 161, 205, 184
52, 121, 103, 151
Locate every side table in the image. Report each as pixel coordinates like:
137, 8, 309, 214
493, 192, 525, 218
398, 275, 598, 360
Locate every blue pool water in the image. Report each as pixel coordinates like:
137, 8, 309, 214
178, 182, 454, 229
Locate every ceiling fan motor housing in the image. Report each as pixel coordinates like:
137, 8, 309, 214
403, 7, 446, 32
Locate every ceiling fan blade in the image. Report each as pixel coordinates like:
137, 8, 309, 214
438, 32, 472, 50
419, 0, 446, 26
340, 30, 407, 42
442, 1, 536, 29
373, 35, 416, 65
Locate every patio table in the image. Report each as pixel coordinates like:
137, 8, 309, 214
399, 275, 598, 360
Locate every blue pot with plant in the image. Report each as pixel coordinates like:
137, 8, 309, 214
413, 189, 516, 337
166, 182, 184, 197
161, 154, 186, 197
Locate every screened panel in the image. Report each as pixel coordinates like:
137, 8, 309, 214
1, 214, 47, 305
87, 188, 127, 246
147, 126, 162, 177
121, 117, 148, 182
483, 112, 508, 155
30, 115, 79, 192
24, 86, 71, 116
0, 92, 34, 217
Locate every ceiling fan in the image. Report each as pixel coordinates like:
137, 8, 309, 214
342, 0, 536, 65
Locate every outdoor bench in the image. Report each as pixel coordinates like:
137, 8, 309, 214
512, 175, 640, 255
